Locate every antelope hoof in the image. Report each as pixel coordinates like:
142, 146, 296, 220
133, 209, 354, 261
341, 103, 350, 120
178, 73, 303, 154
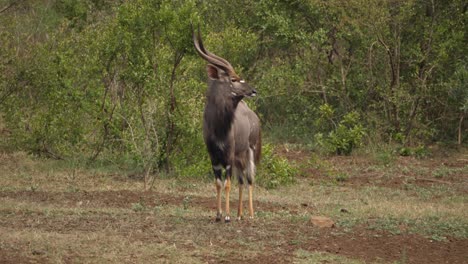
216, 213, 222, 222
237, 216, 243, 221
224, 216, 231, 223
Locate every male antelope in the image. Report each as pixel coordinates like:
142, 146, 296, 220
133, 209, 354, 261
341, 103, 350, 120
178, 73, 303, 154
193, 28, 261, 222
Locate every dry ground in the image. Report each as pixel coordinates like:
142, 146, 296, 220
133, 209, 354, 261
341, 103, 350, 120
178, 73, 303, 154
0, 148, 467, 263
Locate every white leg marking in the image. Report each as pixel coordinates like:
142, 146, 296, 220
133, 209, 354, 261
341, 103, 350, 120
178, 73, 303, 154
216, 178, 223, 188
247, 148, 256, 180
216, 141, 225, 151
213, 164, 223, 170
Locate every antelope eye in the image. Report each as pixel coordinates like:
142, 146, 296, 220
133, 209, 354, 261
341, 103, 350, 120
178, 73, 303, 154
231, 78, 237, 82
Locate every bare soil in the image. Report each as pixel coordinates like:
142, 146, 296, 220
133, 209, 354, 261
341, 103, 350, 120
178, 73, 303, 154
279, 146, 468, 193
0, 150, 467, 263
1, 189, 467, 263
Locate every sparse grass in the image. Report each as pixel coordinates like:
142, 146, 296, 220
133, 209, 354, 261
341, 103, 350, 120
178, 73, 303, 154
1, 150, 467, 263
432, 165, 467, 179
260, 181, 468, 239
0, 228, 204, 263
373, 151, 396, 167
294, 250, 365, 264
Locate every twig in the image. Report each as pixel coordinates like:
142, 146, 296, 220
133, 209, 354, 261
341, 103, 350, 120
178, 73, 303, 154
0, 2, 15, 14
415, 177, 452, 184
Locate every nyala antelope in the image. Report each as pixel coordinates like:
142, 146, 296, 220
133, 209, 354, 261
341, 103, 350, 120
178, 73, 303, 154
193, 28, 261, 222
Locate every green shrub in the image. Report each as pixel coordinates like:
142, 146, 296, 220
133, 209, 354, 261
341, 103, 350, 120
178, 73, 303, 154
396, 145, 430, 158
257, 143, 297, 189
374, 150, 396, 166
315, 106, 366, 155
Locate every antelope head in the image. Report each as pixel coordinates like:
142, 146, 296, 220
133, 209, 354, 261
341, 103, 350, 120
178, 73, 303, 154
193, 27, 257, 100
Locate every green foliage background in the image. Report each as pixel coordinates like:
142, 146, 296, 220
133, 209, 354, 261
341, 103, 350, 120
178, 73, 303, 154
0, 0, 466, 186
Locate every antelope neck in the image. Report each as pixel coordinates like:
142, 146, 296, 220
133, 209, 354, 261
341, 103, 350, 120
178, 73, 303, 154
205, 87, 241, 140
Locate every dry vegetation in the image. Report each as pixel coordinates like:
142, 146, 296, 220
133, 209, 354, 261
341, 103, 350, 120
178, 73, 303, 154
1, 149, 467, 263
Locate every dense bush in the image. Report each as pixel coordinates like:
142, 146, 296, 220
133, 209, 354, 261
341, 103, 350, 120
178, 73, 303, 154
0, 0, 466, 184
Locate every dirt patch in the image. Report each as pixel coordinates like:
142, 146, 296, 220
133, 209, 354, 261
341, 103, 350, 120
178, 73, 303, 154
2, 212, 467, 263
296, 229, 468, 264
276, 146, 467, 193
1, 189, 467, 264
327, 155, 466, 184
0, 250, 43, 264
1, 150, 467, 263
0, 190, 300, 215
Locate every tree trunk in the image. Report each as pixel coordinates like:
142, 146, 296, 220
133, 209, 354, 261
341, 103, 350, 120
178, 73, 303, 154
458, 113, 464, 145
164, 51, 184, 172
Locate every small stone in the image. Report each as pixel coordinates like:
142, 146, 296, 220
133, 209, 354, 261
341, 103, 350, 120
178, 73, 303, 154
310, 216, 335, 228
32, 250, 45, 256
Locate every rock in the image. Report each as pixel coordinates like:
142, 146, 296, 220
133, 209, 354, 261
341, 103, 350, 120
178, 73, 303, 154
310, 216, 335, 228
32, 250, 45, 256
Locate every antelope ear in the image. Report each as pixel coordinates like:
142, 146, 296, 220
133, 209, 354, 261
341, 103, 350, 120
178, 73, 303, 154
206, 64, 220, 80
